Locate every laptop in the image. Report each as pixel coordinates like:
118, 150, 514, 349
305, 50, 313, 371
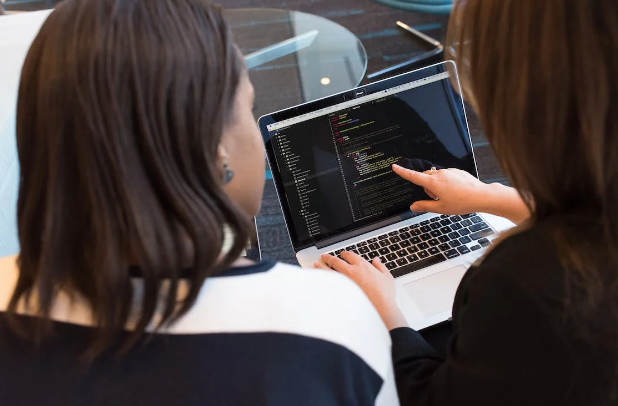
258, 61, 513, 330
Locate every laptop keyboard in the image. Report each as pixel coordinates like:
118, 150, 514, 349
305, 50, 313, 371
326, 214, 494, 278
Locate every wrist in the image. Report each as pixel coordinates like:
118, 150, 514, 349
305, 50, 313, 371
377, 300, 409, 330
480, 183, 529, 224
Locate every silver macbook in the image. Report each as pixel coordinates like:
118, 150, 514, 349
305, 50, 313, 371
258, 61, 513, 330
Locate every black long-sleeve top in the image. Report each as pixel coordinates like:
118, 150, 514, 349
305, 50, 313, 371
391, 221, 616, 406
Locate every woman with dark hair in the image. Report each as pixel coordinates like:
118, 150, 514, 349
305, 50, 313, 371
0, 0, 398, 405
320, 0, 618, 405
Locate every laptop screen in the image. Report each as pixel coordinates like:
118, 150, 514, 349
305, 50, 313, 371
260, 62, 477, 250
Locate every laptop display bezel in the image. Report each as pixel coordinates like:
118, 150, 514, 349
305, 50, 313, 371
258, 61, 479, 252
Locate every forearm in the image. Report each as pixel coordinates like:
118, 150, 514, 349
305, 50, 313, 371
479, 183, 530, 225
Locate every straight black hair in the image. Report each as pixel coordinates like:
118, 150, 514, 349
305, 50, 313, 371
9, 0, 249, 360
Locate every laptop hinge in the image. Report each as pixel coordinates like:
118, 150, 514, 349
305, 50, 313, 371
315, 212, 415, 249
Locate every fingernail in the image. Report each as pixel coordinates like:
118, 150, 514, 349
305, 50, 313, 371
321, 254, 328, 258
392, 164, 401, 169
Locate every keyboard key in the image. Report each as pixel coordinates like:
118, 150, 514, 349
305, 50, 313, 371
420, 233, 432, 241
438, 235, 450, 243
420, 226, 432, 233
448, 232, 460, 240
396, 258, 408, 267
461, 219, 473, 227
379, 240, 390, 247
407, 246, 419, 254
335, 249, 343, 255
461, 214, 476, 219
358, 246, 370, 254
367, 238, 378, 243
428, 247, 440, 255
378, 248, 390, 255
445, 249, 460, 259
469, 223, 489, 232
428, 239, 439, 247
471, 216, 483, 224
459, 228, 471, 236
399, 232, 411, 239
418, 242, 429, 250
479, 238, 492, 247
410, 229, 421, 236
368, 251, 380, 258
362, 254, 370, 260
440, 226, 452, 234
471, 245, 482, 251
451, 215, 462, 222
438, 243, 451, 251
357, 241, 368, 246
391, 254, 447, 278
385, 262, 397, 270
389, 231, 399, 236
457, 245, 471, 254
440, 214, 449, 219
389, 243, 401, 252
420, 220, 430, 226
346, 244, 356, 250
459, 236, 472, 244
430, 223, 441, 230
418, 250, 430, 259
386, 253, 398, 261
470, 229, 495, 240
389, 236, 402, 243
430, 217, 440, 222
440, 219, 452, 226
411, 237, 422, 244
407, 254, 419, 262
450, 240, 462, 248
378, 235, 389, 240
397, 249, 408, 257
411, 223, 421, 229
450, 223, 463, 230
400, 240, 411, 248
430, 230, 442, 237
399, 227, 409, 232
369, 243, 380, 250
351, 249, 359, 255
380, 256, 388, 263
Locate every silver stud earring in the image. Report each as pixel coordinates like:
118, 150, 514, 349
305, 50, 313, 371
222, 152, 235, 184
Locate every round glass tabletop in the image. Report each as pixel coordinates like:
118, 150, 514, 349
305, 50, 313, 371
225, 8, 368, 118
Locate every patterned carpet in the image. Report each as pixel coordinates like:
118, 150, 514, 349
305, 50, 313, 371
4, 0, 506, 264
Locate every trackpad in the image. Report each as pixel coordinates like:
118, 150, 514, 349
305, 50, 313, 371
403, 265, 467, 318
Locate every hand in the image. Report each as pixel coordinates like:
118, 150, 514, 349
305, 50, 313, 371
315, 251, 408, 330
392, 164, 530, 224
393, 164, 491, 214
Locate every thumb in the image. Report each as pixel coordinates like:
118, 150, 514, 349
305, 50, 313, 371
410, 199, 442, 213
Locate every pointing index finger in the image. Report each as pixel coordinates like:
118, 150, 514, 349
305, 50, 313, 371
392, 164, 434, 187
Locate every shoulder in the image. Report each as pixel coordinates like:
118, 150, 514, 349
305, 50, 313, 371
169, 262, 394, 379
454, 225, 567, 324
467, 225, 564, 289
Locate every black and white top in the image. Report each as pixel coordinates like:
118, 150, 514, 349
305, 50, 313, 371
0, 256, 399, 406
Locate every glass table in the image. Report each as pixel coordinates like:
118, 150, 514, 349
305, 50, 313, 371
225, 8, 368, 118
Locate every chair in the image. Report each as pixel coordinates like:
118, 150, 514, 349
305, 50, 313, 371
369, 0, 452, 15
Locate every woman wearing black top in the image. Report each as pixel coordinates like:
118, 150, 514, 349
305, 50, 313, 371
319, 0, 618, 405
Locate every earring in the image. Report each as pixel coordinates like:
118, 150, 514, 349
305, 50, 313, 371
222, 152, 235, 184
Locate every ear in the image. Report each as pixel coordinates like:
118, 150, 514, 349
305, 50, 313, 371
217, 144, 228, 162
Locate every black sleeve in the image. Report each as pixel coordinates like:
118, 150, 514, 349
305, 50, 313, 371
390, 235, 577, 406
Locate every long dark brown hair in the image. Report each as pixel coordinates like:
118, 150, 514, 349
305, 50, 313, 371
9, 0, 249, 358
447, 0, 618, 390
